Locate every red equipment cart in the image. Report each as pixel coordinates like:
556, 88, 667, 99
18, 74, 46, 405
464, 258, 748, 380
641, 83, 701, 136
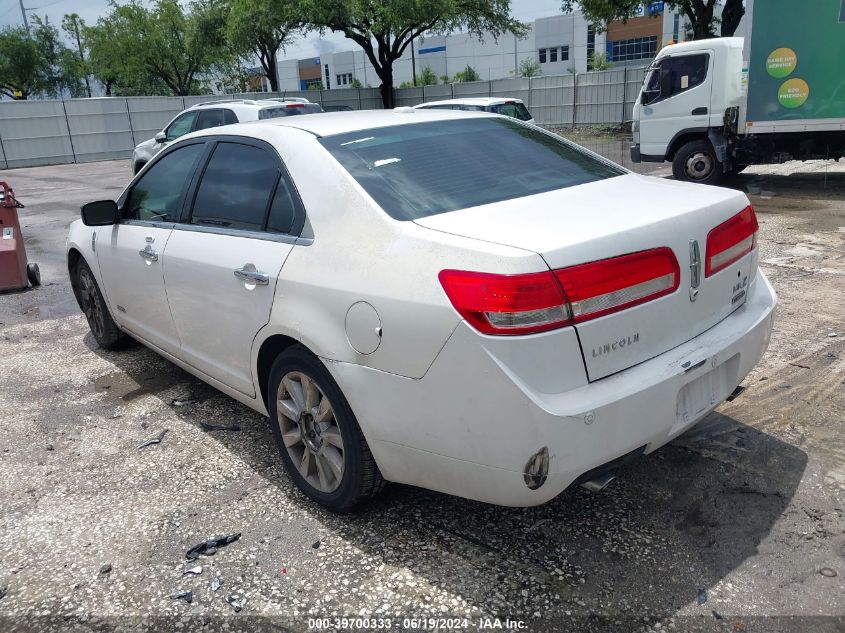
0, 181, 40, 292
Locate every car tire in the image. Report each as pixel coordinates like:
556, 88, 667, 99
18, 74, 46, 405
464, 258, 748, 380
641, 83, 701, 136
672, 140, 724, 185
268, 345, 385, 512
75, 259, 126, 350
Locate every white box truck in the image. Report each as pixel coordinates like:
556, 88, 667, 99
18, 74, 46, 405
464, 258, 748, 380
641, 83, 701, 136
630, 0, 845, 184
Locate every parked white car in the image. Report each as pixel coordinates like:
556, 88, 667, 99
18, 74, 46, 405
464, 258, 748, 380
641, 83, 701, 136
68, 109, 776, 511
414, 97, 534, 123
130, 98, 323, 174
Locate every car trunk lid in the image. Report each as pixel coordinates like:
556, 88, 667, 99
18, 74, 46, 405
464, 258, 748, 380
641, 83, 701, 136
416, 174, 758, 381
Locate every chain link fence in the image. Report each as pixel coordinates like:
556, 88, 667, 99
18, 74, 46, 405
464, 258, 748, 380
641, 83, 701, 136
0, 68, 648, 169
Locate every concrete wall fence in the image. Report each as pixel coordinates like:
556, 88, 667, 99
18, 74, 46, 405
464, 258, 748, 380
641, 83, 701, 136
0, 67, 645, 170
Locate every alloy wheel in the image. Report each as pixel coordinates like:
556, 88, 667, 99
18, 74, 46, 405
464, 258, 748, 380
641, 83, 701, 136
276, 371, 345, 493
79, 269, 105, 340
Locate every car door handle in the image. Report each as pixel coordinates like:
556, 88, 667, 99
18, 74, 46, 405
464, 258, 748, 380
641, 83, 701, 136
691, 107, 708, 115
234, 265, 269, 286
138, 245, 159, 262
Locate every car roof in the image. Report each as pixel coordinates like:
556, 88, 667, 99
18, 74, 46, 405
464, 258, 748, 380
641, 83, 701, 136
186, 108, 501, 139
187, 99, 295, 112
414, 97, 525, 107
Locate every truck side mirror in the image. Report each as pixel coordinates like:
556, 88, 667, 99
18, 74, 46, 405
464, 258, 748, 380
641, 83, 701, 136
155, 131, 167, 143
81, 200, 118, 226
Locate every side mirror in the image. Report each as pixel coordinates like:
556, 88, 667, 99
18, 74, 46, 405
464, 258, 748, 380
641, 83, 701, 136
81, 200, 118, 226
155, 131, 167, 143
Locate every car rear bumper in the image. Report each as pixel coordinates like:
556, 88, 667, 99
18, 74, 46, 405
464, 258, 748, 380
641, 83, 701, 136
328, 270, 777, 506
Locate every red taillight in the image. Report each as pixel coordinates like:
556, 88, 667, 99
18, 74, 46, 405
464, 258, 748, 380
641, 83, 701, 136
439, 247, 680, 336
438, 270, 569, 335
554, 247, 680, 323
705, 205, 758, 277
287, 103, 304, 108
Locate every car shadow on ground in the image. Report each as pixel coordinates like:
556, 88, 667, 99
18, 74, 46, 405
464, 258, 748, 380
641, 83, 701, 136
89, 336, 808, 628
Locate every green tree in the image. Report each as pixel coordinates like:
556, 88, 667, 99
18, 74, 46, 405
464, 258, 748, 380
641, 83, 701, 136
86, 0, 230, 97
0, 16, 85, 99
303, 0, 526, 108
226, 0, 302, 92
350, 77, 363, 88
452, 64, 480, 82
62, 13, 92, 98
561, 0, 744, 40
0, 26, 46, 99
419, 65, 438, 85
587, 51, 612, 71
518, 57, 541, 77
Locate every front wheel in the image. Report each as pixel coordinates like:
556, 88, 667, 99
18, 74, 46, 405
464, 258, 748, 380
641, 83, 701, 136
268, 345, 384, 511
75, 259, 125, 349
672, 140, 724, 186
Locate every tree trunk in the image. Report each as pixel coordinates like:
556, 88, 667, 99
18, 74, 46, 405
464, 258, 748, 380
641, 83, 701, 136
720, 0, 745, 36
378, 64, 395, 109
266, 56, 279, 92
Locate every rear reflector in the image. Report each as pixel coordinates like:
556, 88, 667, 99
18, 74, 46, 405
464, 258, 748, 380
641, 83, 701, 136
554, 247, 680, 323
439, 247, 680, 336
705, 205, 758, 277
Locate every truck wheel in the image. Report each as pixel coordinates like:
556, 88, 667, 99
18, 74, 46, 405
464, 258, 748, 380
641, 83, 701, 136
672, 140, 724, 185
75, 259, 126, 350
267, 345, 385, 512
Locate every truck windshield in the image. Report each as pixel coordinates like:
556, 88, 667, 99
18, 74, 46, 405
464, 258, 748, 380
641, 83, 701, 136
319, 118, 624, 220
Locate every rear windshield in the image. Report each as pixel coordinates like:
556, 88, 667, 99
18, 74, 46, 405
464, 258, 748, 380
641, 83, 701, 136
319, 118, 623, 220
487, 102, 532, 121
259, 104, 324, 118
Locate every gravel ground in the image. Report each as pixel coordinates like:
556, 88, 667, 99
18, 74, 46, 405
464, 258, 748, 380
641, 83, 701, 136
0, 152, 843, 633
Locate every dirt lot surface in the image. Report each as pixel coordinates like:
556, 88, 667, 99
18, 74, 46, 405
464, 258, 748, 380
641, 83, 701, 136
0, 152, 843, 633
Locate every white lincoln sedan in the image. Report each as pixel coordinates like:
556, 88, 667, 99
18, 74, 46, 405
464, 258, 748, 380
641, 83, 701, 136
66, 109, 776, 511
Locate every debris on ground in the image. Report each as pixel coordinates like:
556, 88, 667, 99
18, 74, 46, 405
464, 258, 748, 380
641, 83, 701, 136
225, 594, 243, 612
0, 586, 7, 600
199, 421, 241, 432
45, 443, 54, 451
211, 576, 224, 591
186, 533, 241, 560
312, 540, 321, 550
169, 590, 193, 604
183, 565, 203, 576
819, 568, 838, 577
99, 563, 112, 575
697, 589, 708, 605
136, 429, 169, 450
712, 610, 723, 620
171, 398, 198, 407
524, 518, 550, 533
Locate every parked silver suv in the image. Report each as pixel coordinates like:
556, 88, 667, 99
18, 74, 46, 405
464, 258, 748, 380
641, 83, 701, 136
131, 99, 324, 174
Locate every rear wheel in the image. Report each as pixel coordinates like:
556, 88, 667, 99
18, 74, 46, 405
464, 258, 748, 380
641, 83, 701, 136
672, 140, 724, 185
268, 345, 384, 511
75, 259, 125, 349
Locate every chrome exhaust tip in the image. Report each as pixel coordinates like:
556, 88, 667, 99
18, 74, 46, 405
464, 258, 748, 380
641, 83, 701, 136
579, 472, 617, 493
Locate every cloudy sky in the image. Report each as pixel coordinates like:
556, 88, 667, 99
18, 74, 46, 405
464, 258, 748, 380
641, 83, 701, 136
0, 0, 566, 59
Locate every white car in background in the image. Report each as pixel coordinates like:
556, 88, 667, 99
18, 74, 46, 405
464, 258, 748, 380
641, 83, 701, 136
130, 98, 323, 174
68, 109, 775, 512
414, 97, 534, 123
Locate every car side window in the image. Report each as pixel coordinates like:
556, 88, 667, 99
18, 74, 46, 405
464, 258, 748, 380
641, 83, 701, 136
224, 109, 238, 125
124, 144, 205, 222
195, 109, 227, 131
266, 174, 298, 234
190, 142, 279, 231
166, 112, 198, 141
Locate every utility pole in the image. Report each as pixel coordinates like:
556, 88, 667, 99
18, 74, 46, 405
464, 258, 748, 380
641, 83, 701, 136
19, 0, 30, 34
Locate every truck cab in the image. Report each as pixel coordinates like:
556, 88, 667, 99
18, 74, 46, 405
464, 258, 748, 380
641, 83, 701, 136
631, 38, 744, 184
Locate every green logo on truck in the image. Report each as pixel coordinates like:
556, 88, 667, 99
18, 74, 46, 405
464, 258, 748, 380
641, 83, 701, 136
766, 48, 797, 77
